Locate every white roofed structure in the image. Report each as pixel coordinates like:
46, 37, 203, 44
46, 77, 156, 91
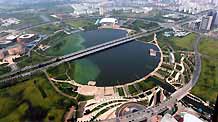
99, 18, 118, 24
19, 34, 35, 39
161, 114, 177, 122
182, 112, 203, 122
6, 35, 18, 40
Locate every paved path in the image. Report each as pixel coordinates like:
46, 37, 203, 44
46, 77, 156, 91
43, 70, 77, 100
101, 34, 202, 122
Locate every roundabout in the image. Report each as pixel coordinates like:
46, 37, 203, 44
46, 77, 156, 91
115, 102, 147, 118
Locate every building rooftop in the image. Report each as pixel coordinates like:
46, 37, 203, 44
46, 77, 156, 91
19, 34, 35, 39
181, 112, 203, 122
6, 35, 18, 40
99, 18, 118, 24
161, 114, 177, 122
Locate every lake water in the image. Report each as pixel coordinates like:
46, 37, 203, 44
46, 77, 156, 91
70, 29, 161, 86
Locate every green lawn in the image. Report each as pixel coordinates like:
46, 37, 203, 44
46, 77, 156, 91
56, 82, 78, 97
47, 63, 69, 80
191, 37, 218, 104
138, 80, 156, 91
0, 65, 11, 76
152, 31, 196, 51
117, 87, 125, 96
65, 19, 96, 29
128, 85, 138, 95
126, 20, 159, 31
17, 51, 50, 68
199, 37, 218, 57
0, 74, 77, 122
30, 24, 62, 35
169, 33, 196, 51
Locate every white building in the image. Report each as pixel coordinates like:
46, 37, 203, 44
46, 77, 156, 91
161, 114, 177, 122
181, 112, 203, 122
0, 18, 20, 27
99, 18, 118, 25
6, 35, 18, 42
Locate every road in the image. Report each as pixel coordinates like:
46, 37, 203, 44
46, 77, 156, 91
0, 27, 161, 80
102, 34, 202, 122
0, 16, 99, 41
0, 28, 164, 85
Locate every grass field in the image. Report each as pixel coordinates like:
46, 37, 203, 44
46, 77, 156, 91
47, 63, 69, 80
0, 65, 11, 76
199, 37, 218, 57
65, 19, 96, 29
137, 80, 156, 92
0, 74, 77, 122
150, 31, 196, 51
117, 87, 125, 96
128, 85, 138, 95
30, 24, 62, 35
191, 37, 218, 104
168, 33, 196, 51
124, 20, 159, 32
171, 33, 196, 50
17, 51, 50, 68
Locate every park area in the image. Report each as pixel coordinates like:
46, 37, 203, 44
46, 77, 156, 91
153, 31, 217, 104
0, 74, 77, 122
191, 37, 218, 104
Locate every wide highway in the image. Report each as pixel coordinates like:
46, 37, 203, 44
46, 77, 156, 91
0, 28, 164, 84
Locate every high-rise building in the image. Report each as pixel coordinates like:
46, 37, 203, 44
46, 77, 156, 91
215, 14, 218, 26
200, 16, 213, 31
207, 16, 214, 30
208, 10, 217, 28
99, 7, 104, 16
200, 17, 210, 31
188, 20, 201, 30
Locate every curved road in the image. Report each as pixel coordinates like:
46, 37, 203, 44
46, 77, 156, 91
102, 34, 202, 122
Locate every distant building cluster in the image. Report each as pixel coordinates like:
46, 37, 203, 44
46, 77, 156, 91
0, 44, 24, 60
70, 0, 154, 16
167, 0, 217, 14
188, 11, 218, 32
71, 3, 100, 15
0, 18, 20, 27
0, 34, 38, 60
